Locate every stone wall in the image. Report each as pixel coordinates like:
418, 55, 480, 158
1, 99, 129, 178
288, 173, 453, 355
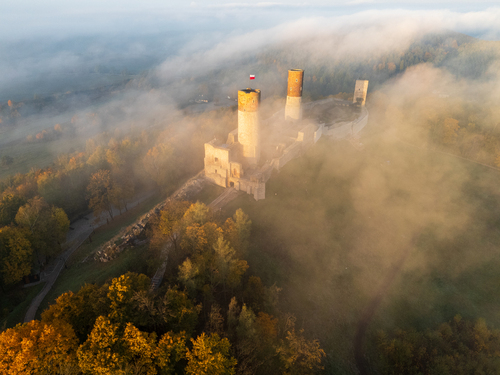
325, 107, 368, 139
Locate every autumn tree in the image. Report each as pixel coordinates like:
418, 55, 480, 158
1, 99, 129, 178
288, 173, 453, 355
223, 208, 252, 255
156, 331, 187, 375
0, 194, 26, 226
41, 283, 110, 342
376, 315, 500, 374
276, 324, 326, 375
0, 319, 79, 374
151, 200, 191, 253
0, 226, 33, 285
442, 117, 460, 145
143, 143, 176, 189
121, 323, 158, 375
132, 286, 200, 336
15, 196, 69, 263
185, 333, 237, 375
109, 170, 135, 214
77, 316, 126, 375
87, 169, 115, 220
107, 272, 150, 325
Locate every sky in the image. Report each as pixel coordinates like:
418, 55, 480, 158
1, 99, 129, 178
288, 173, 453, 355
3, 1, 500, 39
1, 1, 500, 101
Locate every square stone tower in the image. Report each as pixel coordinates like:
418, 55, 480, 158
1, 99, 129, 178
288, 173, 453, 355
353, 80, 369, 106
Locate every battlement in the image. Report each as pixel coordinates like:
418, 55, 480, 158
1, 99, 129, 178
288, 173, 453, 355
238, 88, 261, 112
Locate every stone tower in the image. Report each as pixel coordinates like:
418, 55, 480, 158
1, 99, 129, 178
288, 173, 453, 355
238, 88, 261, 166
285, 69, 304, 120
353, 80, 369, 106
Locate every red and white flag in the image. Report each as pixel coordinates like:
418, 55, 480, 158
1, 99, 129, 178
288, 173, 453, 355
249, 75, 255, 80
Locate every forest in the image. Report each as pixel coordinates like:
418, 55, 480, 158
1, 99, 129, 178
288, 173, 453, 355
2, 29, 500, 373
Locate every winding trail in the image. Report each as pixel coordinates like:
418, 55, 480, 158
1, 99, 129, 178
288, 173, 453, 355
353, 242, 414, 374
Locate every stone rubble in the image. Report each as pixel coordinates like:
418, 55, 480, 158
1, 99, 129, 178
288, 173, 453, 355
93, 172, 207, 262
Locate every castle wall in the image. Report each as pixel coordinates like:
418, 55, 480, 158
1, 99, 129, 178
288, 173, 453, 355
238, 88, 261, 165
285, 69, 304, 120
204, 142, 232, 187
325, 108, 368, 139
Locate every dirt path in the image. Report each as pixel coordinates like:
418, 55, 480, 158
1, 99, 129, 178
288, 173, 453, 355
353, 243, 413, 374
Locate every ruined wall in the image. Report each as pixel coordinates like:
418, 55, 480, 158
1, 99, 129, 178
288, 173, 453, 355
325, 108, 368, 139
285, 69, 304, 120
204, 142, 232, 187
314, 124, 324, 143
353, 80, 369, 106
238, 88, 261, 165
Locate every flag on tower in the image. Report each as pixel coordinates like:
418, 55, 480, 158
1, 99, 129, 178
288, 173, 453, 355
249, 75, 255, 80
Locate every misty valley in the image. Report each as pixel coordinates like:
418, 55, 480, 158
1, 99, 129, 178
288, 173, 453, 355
2, 18, 500, 375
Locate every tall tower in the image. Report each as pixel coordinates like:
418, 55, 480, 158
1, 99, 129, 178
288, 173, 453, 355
285, 69, 304, 121
238, 88, 261, 166
353, 80, 369, 106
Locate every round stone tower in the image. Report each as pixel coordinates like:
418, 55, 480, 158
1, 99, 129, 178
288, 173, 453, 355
238, 88, 261, 166
285, 69, 304, 121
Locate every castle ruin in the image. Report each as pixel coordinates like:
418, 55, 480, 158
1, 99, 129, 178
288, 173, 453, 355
204, 70, 368, 200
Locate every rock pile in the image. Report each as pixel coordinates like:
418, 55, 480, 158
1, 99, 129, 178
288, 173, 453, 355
93, 172, 207, 263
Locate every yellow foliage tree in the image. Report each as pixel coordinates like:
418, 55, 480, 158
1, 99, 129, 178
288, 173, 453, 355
0, 320, 79, 374
156, 331, 187, 374
0, 226, 33, 285
107, 272, 150, 324
122, 323, 158, 375
276, 328, 325, 375
443, 118, 460, 145
77, 316, 125, 375
185, 333, 237, 375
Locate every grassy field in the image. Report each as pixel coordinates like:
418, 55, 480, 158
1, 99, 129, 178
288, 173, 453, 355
0, 137, 85, 180
221, 125, 500, 373
191, 182, 225, 205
